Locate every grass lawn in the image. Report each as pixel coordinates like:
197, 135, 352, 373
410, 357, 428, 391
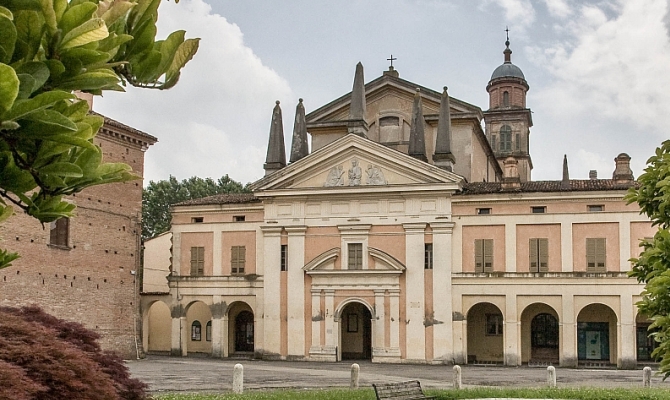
154, 387, 670, 400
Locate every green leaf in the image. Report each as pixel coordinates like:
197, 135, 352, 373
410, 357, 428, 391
164, 37, 199, 87
53, 0, 66, 23
0, 0, 41, 11
0, 6, 13, 19
40, 0, 56, 33
55, 68, 121, 91
16, 73, 35, 99
100, 0, 134, 27
12, 10, 43, 63
15, 61, 50, 92
60, 17, 108, 49
2, 90, 73, 120
125, 17, 155, 59
44, 58, 65, 78
0, 248, 20, 270
60, 47, 111, 67
39, 161, 83, 177
153, 29, 184, 77
24, 108, 78, 131
0, 203, 13, 223
97, 32, 132, 53
0, 63, 19, 114
0, 13, 17, 64
128, 0, 159, 31
58, 1, 97, 35
48, 132, 97, 151
0, 152, 36, 193
131, 48, 160, 82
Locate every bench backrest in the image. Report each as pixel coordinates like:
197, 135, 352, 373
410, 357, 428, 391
373, 380, 430, 399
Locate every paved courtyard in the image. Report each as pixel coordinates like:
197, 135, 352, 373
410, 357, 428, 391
127, 355, 670, 394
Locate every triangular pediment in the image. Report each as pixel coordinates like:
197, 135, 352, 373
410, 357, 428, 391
250, 134, 463, 192
303, 247, 405, 274
306, 73, 483, 124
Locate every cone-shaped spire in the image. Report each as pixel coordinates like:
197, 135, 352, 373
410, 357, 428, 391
408, 88, 427, 162
561, 154, 570, 189
433, 86, 455, 171
264, 100, 286, 175
349, 62, 366, 120
289, 98, 308, 163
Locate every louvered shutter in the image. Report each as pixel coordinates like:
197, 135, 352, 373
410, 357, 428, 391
475, 239, 483, 272
539, 238, 549, 272
484, 239, 493, 272
586, 239, 596, 271
595, 238, 606, 271
529, 238, 538, 272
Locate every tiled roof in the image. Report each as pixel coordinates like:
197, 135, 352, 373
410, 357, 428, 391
175, 193, 259, 206
459, 179, 637, 195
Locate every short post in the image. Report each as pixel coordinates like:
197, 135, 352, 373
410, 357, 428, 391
453, 365, 462, 389
350, 363, 360, 389
233, 363, 244, 394
643, 366, 652, 388
547, 366, 556, 388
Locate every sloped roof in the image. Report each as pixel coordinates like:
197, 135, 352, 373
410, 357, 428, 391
459, 179, 637, 195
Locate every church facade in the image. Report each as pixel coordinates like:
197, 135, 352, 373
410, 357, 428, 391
142, 41, 655, 368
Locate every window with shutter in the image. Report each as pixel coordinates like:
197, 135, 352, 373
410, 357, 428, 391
529, 238, 549, 272
190, 247, 204, 276
500, 125, 512, 152
231, 246, 246, 274
586, 238, 606, 272
424, 243, 433, 270
348, 243, 363, 270
49, 217, 70, 248
280, 244, 288, 271
475, 239, 493, 272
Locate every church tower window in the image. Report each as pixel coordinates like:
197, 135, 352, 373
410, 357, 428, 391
499, 125, 512, 152
503, 91, 510, 107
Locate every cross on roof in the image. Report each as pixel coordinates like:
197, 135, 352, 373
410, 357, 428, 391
505, 26, 510, 41
387, 54, 397, 68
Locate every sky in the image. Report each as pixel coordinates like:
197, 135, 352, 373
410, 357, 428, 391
95, 0, 670, 186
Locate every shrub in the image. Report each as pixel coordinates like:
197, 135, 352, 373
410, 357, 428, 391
0, 305, 148, 400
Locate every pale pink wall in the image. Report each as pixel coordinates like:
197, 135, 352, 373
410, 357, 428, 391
630, 221, 656, 261
516, 224, 562, 272
180, 232, 213, 276
453, 198, 638, 216
172, 210, 264, 224
305, 227, 341, 269
572, 223, 619, 272
221, 231, 256, 275
461, 225, 506, 272
369, 225, 406, 265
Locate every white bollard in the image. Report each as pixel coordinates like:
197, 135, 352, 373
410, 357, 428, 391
350, 363, 360, 389
453, 365, 462, 389
643, 366, 652, 388
547, 366, 556, 388
233, 363, 244, 394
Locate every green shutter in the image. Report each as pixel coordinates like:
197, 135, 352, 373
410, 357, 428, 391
586, 238, 596, 271
596, 238, 606, 271
475, 239, 483, 272
484, 239, 493, 272
539, 238, 549, 272
529, 238, 538, 272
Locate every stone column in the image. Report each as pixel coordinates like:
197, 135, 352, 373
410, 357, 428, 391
561, 294, 577, 367
505, 222, 516, 272
403, 223, 426, 361
504, 294, 519, 365
222, 314, 229, 357
170, 317, 181, 356
324, 290, 336, 353
620, 293, 636, 368
373, 290, 385, 351
261, 226, 283, 357
619, 220, 631, 272
179, 316, 188, 356
212, 230, 222, 276
286, 226, 307, 358
431, 222, 455, 363
211, 295, 224, 358
309, 290, 322, 356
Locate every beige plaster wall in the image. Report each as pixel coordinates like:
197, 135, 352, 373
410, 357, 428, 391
180, 232, 213, 276
146, 301, 171, 352
461, 225, 506, 272
305, 227, 341, 269
172, 210, 264, 225
143, 232, 171, 293
221, 231, 256, 275
369, 225, 406, 265
572, 223, 619, 272
466, 302, 504, 362
515, 224, 561, 272
630, 221, 655, 260
186, 301, 212, 354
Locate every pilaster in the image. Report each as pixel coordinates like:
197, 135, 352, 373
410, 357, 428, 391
261, 226, 283, 357
403, 223, 426, 361
286, 226, 307, 358
431, 222, 455, 363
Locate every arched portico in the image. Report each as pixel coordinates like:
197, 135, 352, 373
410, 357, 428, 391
227, 301, 255, 356
577, 303, 618, 365
636, 313, 658, 362
520, 303, 559, 365
185, 300, 212, 355
466, 302, 504, 364
338, 300, 373, 360
143, 300, 171, 354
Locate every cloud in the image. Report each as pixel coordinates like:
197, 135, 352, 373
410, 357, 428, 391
542, 0, 573, 18
481, 0, 536, 31
95, 0, 293, 185
528, 0, 670, 180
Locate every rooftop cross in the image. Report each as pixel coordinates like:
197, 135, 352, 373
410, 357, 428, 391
387, 54, 397, 68
505, 26, 510, 48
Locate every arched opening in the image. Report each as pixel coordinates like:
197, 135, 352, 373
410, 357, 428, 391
520, 303, 559, 365
144, 301, 171, 353
577, 303, 617, 365
636, 313, 659, 362
502, 91, 510, 107
340, 301, 372, 360
185, 301, 212, 355
227, 302, 254, 355
467, 302, 503, 364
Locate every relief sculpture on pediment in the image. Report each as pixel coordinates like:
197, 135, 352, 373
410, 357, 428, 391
324, 165, 345, 186
348, 158, 362, 186
366, 164, 387, 185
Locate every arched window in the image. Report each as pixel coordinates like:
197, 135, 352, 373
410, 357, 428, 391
206, 321, 212, 341
502, 91, 510, 107
191, 320, 201, 341
499, 125, 512, 152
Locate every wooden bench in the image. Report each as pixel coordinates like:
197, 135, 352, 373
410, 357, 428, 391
372, 380, 436, 400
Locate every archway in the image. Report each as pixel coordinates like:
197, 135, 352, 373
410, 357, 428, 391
340, 301, 372, 360
227, 302, 254, 355
520, 303, 559, 365
577, 303, 617, 365
466, 302, 504, 364
185, 301, 212, 355
144, 301, 171, 353
636, 313, 659, 362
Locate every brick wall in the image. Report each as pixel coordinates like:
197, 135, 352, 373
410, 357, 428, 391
0, 117, 156, 359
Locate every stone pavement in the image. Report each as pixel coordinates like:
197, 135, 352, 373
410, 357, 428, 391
127, 355, 670, 394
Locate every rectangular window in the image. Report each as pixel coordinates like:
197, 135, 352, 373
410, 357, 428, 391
234, 215, 246, 222
531, 206, 546, 214
280, 244, 288, 271
529, 238, 549, 272
49, 217, 69, 248
515, 133, 520, 150
477, 208, 491, 215
231, 246, 246, 274
191, 217, 203, 223
348, 243, 363, 270
475, 239, 493, 272
586, 238, 606, 271
191, 321, 201, 341
206, 321, 212, 342
190, 247, 204, 276
588, 205, 604, 212
486, 314, 503, 336
424, 243, 433, 270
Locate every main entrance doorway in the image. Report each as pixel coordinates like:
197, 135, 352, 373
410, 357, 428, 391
340, 302, 372, 360
235, 311, 254, 353
531, 313, 559, 363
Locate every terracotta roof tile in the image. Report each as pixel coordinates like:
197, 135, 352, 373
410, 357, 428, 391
175, 193, 259, 206
459, 179, 637, 195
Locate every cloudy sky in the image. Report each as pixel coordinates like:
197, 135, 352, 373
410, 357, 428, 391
95, 0, 670, 186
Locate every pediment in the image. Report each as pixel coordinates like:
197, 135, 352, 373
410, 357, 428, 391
250, 134, 463, 192
303, 247, 405, 274
306, 74, 483, 124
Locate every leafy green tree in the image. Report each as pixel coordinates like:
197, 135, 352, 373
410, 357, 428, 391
142, 175, 249, 240
627, 139, 670, 378
0, 0, 199, 269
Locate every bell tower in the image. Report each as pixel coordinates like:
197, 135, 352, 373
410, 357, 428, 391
483, 32, 533, 182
